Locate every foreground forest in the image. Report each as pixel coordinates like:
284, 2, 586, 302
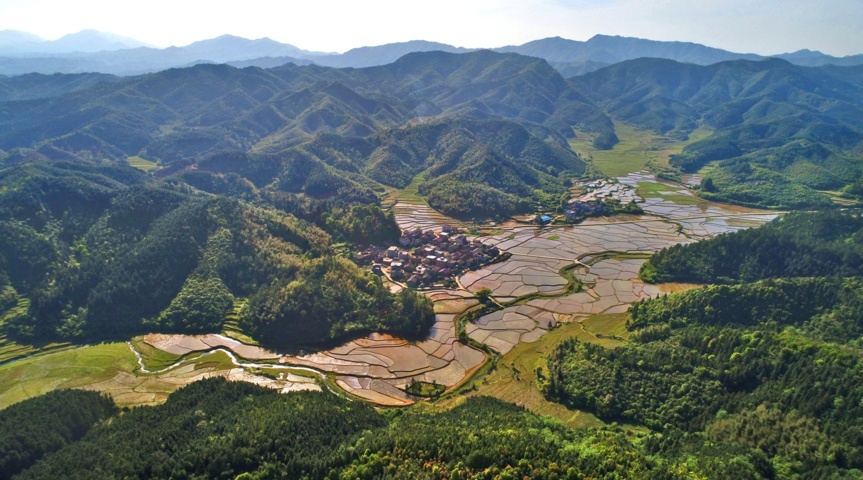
0, 378, 797, 479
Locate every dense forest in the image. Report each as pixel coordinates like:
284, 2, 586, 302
640, 211, 863, 284
5, 378, 792, 479
0, 389, 115, 480
0, 51, 601, 219
0, 156, 432, 349
547, 277, 863, 477
239, 256, 435, 348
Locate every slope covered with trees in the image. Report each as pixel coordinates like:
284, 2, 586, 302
0, 389, 115, 480
640, 211, 863, 284
573, 58, 863, 208
0, 51, 598, 218
8, 378, 783, 479
547, 212, 863, 477
548, 277, 863, 477
0, 155, 431, 348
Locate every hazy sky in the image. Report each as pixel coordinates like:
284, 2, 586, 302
1, 0, 861, 56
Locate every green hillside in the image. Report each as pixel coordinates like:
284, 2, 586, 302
5, 378, 783, 479
573, 58, 863, 208
0, 157, 431, 349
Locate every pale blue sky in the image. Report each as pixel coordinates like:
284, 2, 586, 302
0, 0, 861, 56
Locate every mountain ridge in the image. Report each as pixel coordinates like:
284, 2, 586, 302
1, 31, 862, 77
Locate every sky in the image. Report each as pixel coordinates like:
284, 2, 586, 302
0, 0, 861, 56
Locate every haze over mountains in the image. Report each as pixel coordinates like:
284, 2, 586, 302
1, 29, 862, 77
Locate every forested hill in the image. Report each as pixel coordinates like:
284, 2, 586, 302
639, 211, 863, 284
0, 72, 118, 101
0, 51, 598, 218
545, 213, 863, 477
0, 50, 611, 163
4, 378, 783, 479
572, 58, 863, 208
0, 156, 433, 347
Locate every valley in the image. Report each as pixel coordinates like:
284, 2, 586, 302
0, 163, 776, 416
1, 31, 862, 477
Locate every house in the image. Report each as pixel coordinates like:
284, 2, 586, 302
353, 252, 373, 265
386, 246, 400, 258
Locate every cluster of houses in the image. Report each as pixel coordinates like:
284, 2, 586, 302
562, 180, 641, 222
353, 225, 502, 288
577, 180, 637, 204
563, 201, 607, 221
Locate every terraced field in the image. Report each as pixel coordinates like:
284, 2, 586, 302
0, 169, 778, 411
438, 314, 633, 430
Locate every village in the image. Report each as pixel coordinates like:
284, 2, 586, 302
560, 179, 641, 222
354, 225, 503, 288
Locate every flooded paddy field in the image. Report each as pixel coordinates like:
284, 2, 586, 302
0, 173, 779, 409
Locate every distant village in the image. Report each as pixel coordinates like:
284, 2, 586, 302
354, 225, 503, 288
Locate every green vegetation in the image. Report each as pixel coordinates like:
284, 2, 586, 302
575, 58, 863, 209
442, 315, 628, 430
0, 389, 115, 480
695, 160, 835, 209
0, 342, 136, 409
126, 156, 157, 172
635, 181, 704, 206
0, 50, 602, 221
129, 337, 183, 371
405, 379, 445, 398
322, 204, 400, 245
6, 377, 726, 479
547, 277, 863, 476
641, 211, 863, 284
239, 257, 435, 349
0, 158, 432, 349
545, 211, 863, 477
569, 122, 711, 178
147, 273, 234, 333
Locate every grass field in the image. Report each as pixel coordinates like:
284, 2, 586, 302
0, 342, 137, 409
127, 156, 158, 172
570, 122, 712, 178
438, 313, 634, 430
635, 181, 706, 206
384, 172, 427, 205
129, 337, 183, 371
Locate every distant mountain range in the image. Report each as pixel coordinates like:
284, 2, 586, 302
4, 50, 862, 212
1, 30, 862, 77
0, 29, 151, 55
